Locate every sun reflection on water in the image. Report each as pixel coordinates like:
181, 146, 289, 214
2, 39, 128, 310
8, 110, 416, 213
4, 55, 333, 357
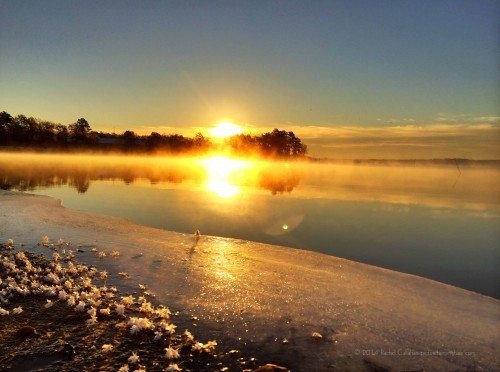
199, 156, 250, 198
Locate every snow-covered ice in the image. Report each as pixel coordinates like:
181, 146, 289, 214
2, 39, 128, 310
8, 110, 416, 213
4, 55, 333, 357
0, 190, 498, 370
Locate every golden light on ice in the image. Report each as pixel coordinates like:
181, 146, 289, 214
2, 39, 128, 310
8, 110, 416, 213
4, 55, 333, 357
209, 121, 243, 138
200, 156, 249, 198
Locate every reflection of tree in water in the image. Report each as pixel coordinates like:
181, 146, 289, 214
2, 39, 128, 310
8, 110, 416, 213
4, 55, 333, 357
0, 158, 302, 195
0, 165, 108, 194
259, 169, 302, 195
68, 174, 91, 193
122, 173, 135, 185
1, 173, 66, 192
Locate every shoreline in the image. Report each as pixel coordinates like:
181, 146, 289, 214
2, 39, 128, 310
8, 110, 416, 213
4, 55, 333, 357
0, 249, 245, 372
0, 191, 499, 371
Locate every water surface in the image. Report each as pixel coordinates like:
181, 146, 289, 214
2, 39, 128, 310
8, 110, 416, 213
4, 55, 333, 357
1, 152, 498, 297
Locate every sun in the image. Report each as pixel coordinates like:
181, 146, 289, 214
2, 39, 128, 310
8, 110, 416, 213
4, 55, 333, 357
209, 121, 243, 138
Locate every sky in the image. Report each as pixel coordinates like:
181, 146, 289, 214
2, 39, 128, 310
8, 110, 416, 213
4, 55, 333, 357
0, 0, 499, 158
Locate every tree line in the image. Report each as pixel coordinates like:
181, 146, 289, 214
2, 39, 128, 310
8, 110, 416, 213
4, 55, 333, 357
0, 111, 307, 158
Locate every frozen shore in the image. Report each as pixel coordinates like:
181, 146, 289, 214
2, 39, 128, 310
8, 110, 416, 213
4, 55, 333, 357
0, 191, 498, 371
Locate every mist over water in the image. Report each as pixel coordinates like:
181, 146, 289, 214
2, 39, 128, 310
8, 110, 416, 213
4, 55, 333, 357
1, 152, 499, 297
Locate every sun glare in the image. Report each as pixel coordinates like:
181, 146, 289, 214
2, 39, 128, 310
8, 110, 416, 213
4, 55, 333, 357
209, 121, 243, 139
200, 156, 249, 198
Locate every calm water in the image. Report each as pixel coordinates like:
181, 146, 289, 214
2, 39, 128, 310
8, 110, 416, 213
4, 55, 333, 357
1, 152, 499, 297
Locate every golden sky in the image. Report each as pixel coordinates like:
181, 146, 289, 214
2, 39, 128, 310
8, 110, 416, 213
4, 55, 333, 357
1, 2, 498, 159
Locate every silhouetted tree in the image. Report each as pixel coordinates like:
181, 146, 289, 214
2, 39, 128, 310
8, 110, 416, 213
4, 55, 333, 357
36, 121, 56, 145
10, 115, 31, 144
227, 129, 307, 158
0, 111, 13, 144
122, 130, 136, 148
227, 134, 259, 155
55, 124, 69, 146
87, 131, 100, 146
146, 132, 162, 150
69, 118, 91, 144
193, 132, 211, 150
164, 134, 190, 152
258, 129, 307, 157
0, 111, 308, 157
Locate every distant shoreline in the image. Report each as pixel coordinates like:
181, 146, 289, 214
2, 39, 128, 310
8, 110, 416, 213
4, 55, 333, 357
307, 157, 500, 166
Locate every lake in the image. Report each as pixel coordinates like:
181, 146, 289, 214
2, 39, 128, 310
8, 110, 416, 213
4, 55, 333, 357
1, 152, 499, 297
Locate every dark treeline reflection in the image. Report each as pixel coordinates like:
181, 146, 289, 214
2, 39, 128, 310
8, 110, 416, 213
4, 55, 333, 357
0, 154, 302, 195
259, 169, 302, 195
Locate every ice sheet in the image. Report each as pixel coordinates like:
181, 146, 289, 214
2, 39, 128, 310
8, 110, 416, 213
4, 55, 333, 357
0, 191, 498, 370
